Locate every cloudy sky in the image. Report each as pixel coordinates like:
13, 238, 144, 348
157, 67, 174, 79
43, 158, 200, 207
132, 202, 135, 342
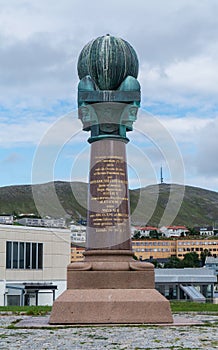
0, 0, 218, 192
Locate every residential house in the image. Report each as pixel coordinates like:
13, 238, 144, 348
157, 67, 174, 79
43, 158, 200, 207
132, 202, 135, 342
194, 226, 214, 236
160, 226, 188, 238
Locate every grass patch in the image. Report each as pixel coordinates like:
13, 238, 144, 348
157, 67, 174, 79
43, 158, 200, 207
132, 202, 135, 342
0, 302, 218, 319
170, 301, 218, 313
0, 334, 8, 339
0, 305, 51, 315
7, 318, 23, 329
211, 341, 218, 347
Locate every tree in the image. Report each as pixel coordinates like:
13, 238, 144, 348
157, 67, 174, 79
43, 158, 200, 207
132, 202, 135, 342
133, 231, 141, 239
187, 227, 199, 236
182, 252, 200, 267
164, 256, 183, 268
151, 259, 163, 268
200, 249, 212, 265
164, 252, 201, 268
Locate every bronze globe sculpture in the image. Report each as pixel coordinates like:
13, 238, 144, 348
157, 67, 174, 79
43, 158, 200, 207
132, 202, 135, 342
77, 34, 139, 90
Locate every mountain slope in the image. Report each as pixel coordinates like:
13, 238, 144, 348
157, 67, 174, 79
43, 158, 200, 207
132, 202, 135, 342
0, 182, 217, 227
130, 183, 218, 226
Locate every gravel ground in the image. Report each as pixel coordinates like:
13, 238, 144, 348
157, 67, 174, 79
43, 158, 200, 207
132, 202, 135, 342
0, 314, 217, 349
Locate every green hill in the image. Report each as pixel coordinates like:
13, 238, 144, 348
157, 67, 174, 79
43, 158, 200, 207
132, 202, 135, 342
130, 183, 218, 227
0, 181, 217, 227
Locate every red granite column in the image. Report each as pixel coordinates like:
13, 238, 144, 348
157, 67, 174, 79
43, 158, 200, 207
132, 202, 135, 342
87, 139, 131, 250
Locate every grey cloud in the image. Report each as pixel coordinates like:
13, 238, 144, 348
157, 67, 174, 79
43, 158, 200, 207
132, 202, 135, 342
0, 33, 76, 90
0, 0, 218, 105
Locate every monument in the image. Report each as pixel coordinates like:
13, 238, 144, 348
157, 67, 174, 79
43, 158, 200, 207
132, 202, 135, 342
50, 35, 173, 324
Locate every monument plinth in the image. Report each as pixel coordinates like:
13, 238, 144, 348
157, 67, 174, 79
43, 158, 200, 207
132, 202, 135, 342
50, 35, 173, 324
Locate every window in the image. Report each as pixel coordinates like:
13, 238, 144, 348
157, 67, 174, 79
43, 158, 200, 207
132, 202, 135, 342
13, 242, 18, 269
6, 241, 43, 270
20, 242, 24, 269
7, 295, 20, 306
38, 244, 43, 269
26, 243, 31, 269
6, 241, 12, 268
32, 243, 37, 269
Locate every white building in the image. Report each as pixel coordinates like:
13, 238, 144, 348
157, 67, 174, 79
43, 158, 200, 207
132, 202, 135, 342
160, 226, 188, 238
0, 215, 13, 225
0, 225, 71, 306
133, 226, 158, 237
70, 223, 86, 243
194, 226, 214, 236
17, 217, 66, 228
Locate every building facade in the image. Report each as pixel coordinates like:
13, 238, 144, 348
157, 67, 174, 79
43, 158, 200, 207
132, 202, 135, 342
175, 239, 218, 259
194, 226, 214, 236
0, 225, 71, 306
71, 244, 85, 262
133, 238, 218, 260
17, 217, 66, 228
71, 238, 218, 262
133, 226, 158, 237
70, 223, 86, 243
0, 215, 13, 225
160, 226, 188, 238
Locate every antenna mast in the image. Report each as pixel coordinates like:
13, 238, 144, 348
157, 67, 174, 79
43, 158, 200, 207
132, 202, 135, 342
160, 166, 164, 184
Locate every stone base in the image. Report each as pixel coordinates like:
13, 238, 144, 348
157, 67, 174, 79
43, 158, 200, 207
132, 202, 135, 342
49, 289, 173, 324
49, 251, 173, 324
67, 270, 154, 289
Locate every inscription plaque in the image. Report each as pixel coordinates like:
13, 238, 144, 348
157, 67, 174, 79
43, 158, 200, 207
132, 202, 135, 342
89, 155, 128, 230
86, 139, 131, 249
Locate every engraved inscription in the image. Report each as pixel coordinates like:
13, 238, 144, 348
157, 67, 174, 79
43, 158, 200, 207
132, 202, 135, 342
88, 156, 129, 232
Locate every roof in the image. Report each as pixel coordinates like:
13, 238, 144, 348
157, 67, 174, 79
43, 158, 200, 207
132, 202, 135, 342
205, 257, 218, 264
6, 283, 57, 291
135, 226, 158, 231
0, 224, 71, 233
165, 226, 188, 230
0, 214, 13, 217
194, 226, 214, 231
155, 268, 216, 283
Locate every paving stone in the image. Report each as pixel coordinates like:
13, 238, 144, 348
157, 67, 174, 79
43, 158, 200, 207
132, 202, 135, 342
0, 314, 217, 349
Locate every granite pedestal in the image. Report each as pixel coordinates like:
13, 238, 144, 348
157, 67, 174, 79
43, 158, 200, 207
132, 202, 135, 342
50, 250, 173, 324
